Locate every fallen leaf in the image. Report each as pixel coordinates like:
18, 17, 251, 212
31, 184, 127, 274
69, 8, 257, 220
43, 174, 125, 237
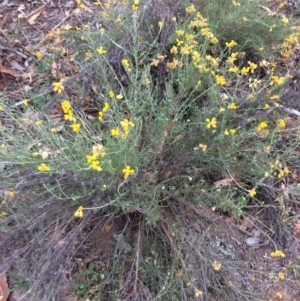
240, 217, 254, 231
290, 173, 300, 182
0, 63, 29, 78
0, 276, 10, 301
28, 10, 43, 25
50, 61, 58, 77
214, 178, 233, 187
293, 219, 300, 236
104, 222, 113, 234
17, 4, 26, 12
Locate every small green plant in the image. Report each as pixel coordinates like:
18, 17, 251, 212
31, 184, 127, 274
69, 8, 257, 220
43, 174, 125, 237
7, 272, 30, 292
0, 0, 299, 300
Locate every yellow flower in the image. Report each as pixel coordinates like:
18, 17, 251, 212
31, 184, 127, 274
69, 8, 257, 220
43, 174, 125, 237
52, 82, 64, 94
271, 76, 285, 86
270, 250, 285, 258
61, 100, 72, 113
50, 128, 57, 133
276, 119, 286, 129
35, 51, 44, 60
170, 45, 178, 54
212, 260, 222, 271
22, 99, 29, 106
241, 67, 250, 75
269, 95, 280, 100
225, 40, 237, 48
167, 58, 179, 69
71, 123, 81, 132
281, 15, 289, 26
215, 75, 226, 86
194, 290, 203, 298
35, 120, 41, 126
232, 0, 240, 6
85, 50, 92, 58
248, 94, 255, 101
186, 4, 196, 14
228, 102, 237, 110
206, 117, 217, 129
120, 118, 135, 136
242, 16, 248, 22
219, 107, 225, 112
158, 21, 163, 28
210, 36, 219, 44
97, 46, 107, 54
1, 200, 7, 205
74, 206, 84, 218
265, 103, 270, 109
257, 121, 268, 132
92, 144, 106, 158
1, 211, 8, 217
275, 292, 283, 299
38, 163, 51, 172
111, 128, 120, 136
116, 94, 123, 100
228, 66, 239, 73
122, 165, 135, 180
269, 24, 277, 32
227, 52, 238, 64
108, 90, 115, 98
249, 188, 256, 198
278, 272, 285, 280
122, 58, 131, 72
8, 190, 15, 198
199, 144, 207, 152
176, 29, 185, 36
248, 61, 258, 73
225, 129, 236, 135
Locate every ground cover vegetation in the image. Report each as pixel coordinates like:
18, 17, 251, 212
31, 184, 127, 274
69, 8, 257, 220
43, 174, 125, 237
0, 0, 300, 300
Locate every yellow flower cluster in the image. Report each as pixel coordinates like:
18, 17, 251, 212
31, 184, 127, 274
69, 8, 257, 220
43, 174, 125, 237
61, 100, 76, 122
249, 188, 256, 198
212, 260, 222, 271
132, 0, 139, 10
215, 75, 226, 86
225, 40, 238, 48
74, 206, 84, 218
38, 163, 51, 172
224, 129, 236, 135
98, 102, 110, 122
270, 250, 285, 258
150, 54, 166, 67
86, 144, 106, 172
228, 102, 237, 110
199, 143, 207, 152
111, 128, 120, 136
206, 117, 217, 129
97, 46, 107, 54
278, 272, 285, 280
111, 118, 135, 138
276, 119, 286, 129
120, 118, 135, 136
52, 82, 64, 94
194, 290, 203, 298
270, 76, 285, 86
122, 165, 135, 179
122, 58, 131, 72
257, 121, 268, 132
